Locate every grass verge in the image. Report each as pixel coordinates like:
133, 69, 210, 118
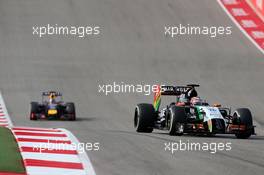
0, 127, 25, 173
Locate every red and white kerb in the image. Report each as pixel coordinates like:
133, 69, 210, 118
11, 127, 96, 175
219, 0, 264, 53
0, 92, 13, 127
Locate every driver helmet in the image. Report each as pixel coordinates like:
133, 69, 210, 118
49, 92, 56, 103
178, 94, 188, 103
190, 97, 202, 105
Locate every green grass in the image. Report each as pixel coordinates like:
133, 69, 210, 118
0, 127, 25, 173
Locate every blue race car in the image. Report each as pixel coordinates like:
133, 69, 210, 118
30, 91, 76, 121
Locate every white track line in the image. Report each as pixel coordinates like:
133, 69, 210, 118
21, 153, 82, 163
26, 167, 87, 175
18, 142, 77, 150
15, 135, 71, 141
12, 127, 97, 175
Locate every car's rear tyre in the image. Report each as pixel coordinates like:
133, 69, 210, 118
168, 106, 186, 136
234, 108, 253, 139
134, 103, 155, 133
30, 102, 38, 120
65, 103, 76, 121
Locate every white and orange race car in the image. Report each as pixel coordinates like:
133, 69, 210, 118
134, 84, 255, 139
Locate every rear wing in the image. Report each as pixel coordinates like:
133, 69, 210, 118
153, 84, 199, 111
42, 91, 62, 96
160, 86, 192, 95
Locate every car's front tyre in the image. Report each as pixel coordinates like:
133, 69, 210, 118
234, 108, 254, 139
30, 102, 38, 120
168, 106, 186, 136
65, 103, 76, 121
134, 103, 155, 133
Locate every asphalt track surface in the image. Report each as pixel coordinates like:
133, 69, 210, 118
0, 0, 264, 175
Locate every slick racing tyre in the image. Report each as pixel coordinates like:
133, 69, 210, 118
168, 106, 186, 136
234, 108, 253, 139
30, 102, 38, 120
134, 103, 155, 133
66, 103, 76, 121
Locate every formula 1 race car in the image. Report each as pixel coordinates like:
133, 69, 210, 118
30, 91, 76, 121
134, 84, 255, 139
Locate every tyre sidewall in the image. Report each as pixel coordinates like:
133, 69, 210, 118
135, 104, 155, 133
234, 108, 253, 139
65, 102, 76, 121
168, 106, 186, 136
30, 102, 39, 120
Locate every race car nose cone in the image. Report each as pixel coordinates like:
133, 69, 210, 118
48, 109, 58, 115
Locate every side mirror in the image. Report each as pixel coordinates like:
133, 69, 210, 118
213, 103, 221, 107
